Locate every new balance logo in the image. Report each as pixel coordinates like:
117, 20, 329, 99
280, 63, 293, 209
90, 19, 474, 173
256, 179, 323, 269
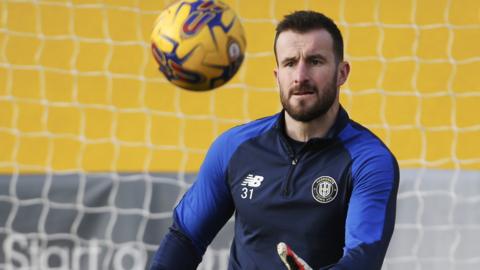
240, 174, 264, 200
241, 174, 264, 188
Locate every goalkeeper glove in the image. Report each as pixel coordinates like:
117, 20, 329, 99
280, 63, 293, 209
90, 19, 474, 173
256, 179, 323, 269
277, 242, 313, 270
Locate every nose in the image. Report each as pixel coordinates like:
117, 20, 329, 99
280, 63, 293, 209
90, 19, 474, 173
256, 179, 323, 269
294, 61, 309, 85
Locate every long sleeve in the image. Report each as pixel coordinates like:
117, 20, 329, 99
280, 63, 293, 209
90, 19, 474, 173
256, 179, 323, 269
149, 133, 236, 270
330, 152, 399, 269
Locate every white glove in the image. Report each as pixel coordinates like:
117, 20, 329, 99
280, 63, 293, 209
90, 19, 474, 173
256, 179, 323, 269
277, 242, 313, 270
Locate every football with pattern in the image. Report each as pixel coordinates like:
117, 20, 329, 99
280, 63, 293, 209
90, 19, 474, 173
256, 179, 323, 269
151, 0, 246, 91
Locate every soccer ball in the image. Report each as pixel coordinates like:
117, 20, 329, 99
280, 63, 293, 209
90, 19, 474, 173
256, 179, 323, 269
151, 0, 246, 91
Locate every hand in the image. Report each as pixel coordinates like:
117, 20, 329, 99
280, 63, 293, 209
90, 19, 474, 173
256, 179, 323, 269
277, 242, 313, 270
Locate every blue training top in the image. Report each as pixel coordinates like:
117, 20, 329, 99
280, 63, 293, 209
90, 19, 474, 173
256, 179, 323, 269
150, 107, 399, 270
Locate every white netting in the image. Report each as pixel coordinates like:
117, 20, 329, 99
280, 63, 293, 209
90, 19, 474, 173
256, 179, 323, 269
0, 0, 479, 269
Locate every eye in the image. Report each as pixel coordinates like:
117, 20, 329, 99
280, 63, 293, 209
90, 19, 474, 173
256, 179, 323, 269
310, 58, 322, 65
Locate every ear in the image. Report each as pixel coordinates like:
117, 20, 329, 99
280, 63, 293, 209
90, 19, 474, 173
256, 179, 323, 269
336, 61, 350, 87
273, 68, 279, 87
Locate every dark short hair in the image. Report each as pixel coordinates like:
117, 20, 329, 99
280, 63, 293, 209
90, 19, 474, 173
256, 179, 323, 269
274, 11, 344, 64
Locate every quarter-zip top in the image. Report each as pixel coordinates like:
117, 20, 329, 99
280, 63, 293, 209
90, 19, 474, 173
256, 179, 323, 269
169, 107, 399, 270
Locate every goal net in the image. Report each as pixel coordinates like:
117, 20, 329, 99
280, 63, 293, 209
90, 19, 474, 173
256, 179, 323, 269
0, 0, 479, 269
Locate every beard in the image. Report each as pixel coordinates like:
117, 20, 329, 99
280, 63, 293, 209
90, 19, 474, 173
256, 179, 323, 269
280, 73, 338, 123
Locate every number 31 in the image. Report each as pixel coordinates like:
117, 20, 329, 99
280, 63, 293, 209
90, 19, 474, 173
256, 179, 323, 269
241, 187, 253, 200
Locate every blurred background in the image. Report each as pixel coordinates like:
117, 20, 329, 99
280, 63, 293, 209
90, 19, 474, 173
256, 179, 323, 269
0, 0, 479, 269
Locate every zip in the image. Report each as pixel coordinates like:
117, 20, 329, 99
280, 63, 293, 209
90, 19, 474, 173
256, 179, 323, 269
279, 134, 306, 196
283, 156, 298, 196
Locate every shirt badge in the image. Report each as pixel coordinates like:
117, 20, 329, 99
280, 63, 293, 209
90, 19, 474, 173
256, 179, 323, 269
312, 176, 338, 204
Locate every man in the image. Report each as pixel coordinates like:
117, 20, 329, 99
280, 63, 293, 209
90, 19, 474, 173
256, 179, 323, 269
150, 10, 399, 270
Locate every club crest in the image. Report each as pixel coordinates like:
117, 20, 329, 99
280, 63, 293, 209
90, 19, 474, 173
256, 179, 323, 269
311, 176, 338, 204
